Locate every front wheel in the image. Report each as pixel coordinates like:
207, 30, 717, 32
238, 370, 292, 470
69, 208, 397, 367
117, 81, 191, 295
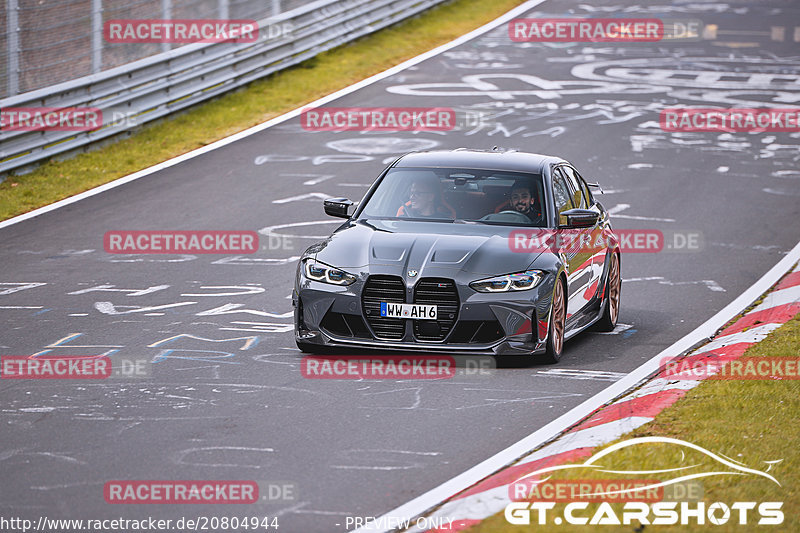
594, 252, 621, 332
541, 277, 566, 364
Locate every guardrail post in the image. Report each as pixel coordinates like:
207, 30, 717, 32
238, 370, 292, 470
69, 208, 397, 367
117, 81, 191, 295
6, 0, 20, 96
161, 0, 172, 53
92, 0, 103, 74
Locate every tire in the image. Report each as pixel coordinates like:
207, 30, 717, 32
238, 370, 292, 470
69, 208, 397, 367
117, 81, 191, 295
594, 252, 621, 332
541, 276, 566, 364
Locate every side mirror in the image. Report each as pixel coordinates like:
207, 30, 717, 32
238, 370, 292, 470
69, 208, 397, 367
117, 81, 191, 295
324, 198, 354, 219
559, 208, 599, 229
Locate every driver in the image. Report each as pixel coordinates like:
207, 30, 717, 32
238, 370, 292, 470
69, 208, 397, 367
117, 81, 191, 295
494, 181, 542, 219
397, 175, 455, 218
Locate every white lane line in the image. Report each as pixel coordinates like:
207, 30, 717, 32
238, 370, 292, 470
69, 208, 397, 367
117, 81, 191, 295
613, 213, 676, 222
355, 239, 800, 533
623, 277, 725, 292
607, 204, 675, 222
0, 0, 545, 231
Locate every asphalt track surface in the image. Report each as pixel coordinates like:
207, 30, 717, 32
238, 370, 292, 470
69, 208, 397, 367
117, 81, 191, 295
1, 0, 799, 531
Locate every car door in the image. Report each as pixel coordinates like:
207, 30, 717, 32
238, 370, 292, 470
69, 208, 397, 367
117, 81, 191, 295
563, 165, 608, 307
551, 166, 593, 320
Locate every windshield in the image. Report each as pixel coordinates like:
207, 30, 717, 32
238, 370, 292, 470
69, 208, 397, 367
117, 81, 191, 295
358, 166, 547, 226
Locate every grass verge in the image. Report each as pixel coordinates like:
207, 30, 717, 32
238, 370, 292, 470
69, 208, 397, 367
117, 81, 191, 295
0, 0, 528, 222
468, 314, 800, 532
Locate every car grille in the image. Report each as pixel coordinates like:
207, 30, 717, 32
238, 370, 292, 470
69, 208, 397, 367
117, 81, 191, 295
362, 275, 406, 340
413, 278, 459, 341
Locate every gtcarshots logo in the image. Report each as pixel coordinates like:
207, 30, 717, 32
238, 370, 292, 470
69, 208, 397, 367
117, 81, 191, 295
660, 108, 800, 132
509, 18, 664, 42
506, 437, 783, 526
301, 107, 456, 132
104, 19, 258, 43
1, 107, 101, 131
104, 230, 258, 254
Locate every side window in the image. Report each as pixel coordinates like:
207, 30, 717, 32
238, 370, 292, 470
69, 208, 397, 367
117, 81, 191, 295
561, 166, 587, 209
551, 168, 574, 225
572, 167, 595, 207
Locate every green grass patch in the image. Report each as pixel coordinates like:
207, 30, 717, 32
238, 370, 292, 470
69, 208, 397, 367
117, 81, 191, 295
0, 0, 528, 222
468, 314, 800, 532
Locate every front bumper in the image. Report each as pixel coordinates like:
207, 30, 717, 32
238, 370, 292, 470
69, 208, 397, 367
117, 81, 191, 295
294, 275, 555, 356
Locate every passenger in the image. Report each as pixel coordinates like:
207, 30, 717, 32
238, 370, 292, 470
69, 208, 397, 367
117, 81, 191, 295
397, 175, 456, 218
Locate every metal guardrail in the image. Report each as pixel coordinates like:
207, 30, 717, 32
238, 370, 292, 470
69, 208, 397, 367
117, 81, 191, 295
0, 0, 448, 176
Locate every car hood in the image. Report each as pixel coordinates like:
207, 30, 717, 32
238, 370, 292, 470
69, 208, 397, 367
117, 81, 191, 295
312, 219, 546, 277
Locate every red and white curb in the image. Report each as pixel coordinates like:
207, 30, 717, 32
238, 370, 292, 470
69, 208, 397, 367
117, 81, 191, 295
405, 259, 800, 532
353, 243, 800, 533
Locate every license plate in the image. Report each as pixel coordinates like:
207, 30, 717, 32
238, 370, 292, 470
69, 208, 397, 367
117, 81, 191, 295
380, 303, 438, 320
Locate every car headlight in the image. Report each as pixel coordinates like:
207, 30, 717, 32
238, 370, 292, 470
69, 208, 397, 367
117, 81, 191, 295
470, 270, 544, 293
303, 259, 357, 286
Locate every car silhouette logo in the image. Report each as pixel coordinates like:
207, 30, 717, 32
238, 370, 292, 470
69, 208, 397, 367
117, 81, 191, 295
408, 270, 418, 277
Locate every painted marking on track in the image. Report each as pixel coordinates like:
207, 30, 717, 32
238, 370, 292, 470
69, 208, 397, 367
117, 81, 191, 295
536, 369, 627, 381
258, 220, 340, 240
195, 303, 292, 318
181, 286, 265, 297
623, 277, 725, 292
272, 192, 333, 204
94, 301, 197, 315
0, 283, 47, 295
607, 204, 676, 222
210, 255, 301, 265
219, 322, 294, 333
279, 173, 336, 185
594, 322, 634, 335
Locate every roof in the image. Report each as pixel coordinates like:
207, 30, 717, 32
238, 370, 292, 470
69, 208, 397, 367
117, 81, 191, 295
393, 149, 566, 173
